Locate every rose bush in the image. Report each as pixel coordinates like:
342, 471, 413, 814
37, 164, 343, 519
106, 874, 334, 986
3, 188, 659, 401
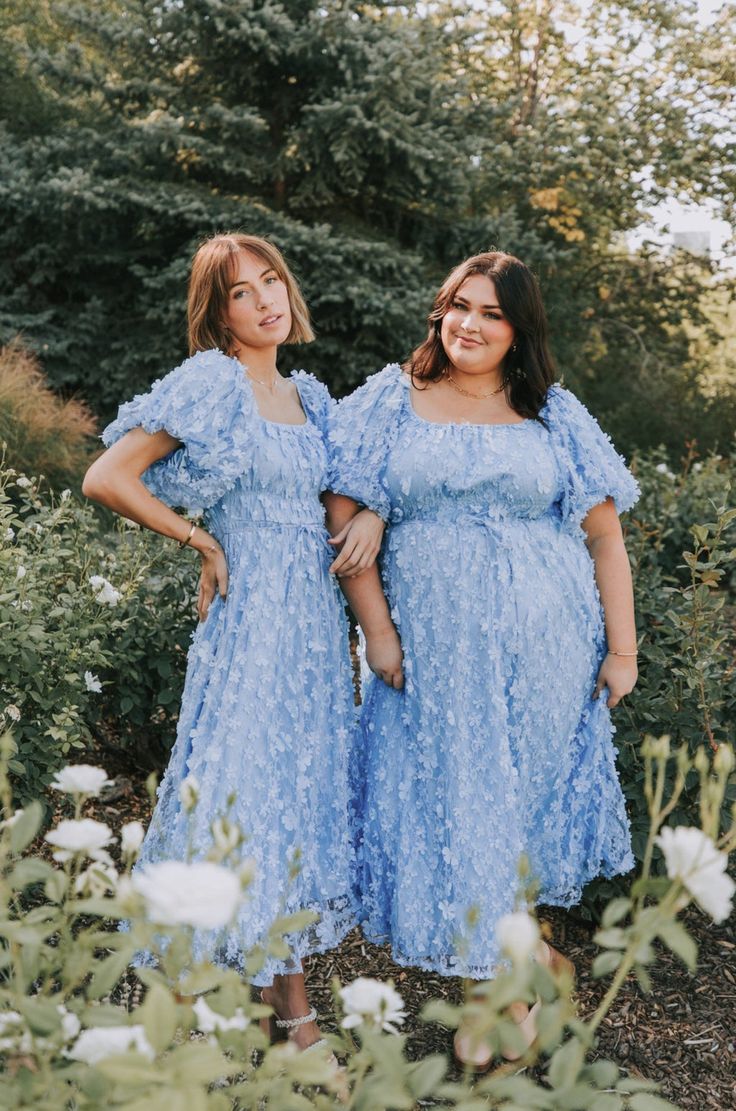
0, 742, 732, 1109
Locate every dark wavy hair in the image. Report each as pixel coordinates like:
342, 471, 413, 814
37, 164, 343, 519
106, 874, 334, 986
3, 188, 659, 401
405, 251, 557, 422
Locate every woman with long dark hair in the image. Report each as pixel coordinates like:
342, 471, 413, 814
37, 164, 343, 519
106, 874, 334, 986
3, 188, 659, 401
326, 250, 639, 1067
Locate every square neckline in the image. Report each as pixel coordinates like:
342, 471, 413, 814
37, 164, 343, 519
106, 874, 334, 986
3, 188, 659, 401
234, 360, 310, 428
400, 370, 530, 429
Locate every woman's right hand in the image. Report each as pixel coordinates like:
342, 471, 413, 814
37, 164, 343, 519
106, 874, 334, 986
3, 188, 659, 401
196, 540, 228, 622
365, 626, 404, 690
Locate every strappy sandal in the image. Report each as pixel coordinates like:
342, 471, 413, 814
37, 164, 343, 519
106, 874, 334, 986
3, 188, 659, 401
259, 993, 334, 1057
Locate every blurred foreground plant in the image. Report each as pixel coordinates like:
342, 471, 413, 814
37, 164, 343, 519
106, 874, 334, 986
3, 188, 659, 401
0, 735, 732, 1109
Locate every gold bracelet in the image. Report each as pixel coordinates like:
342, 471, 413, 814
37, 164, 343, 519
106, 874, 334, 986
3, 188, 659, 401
178, 522, 197, 548
608, 649, 638, 657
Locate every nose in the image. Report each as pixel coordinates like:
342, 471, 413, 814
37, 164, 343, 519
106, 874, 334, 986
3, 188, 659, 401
461, 312, 479, 333
256, 286, 274, 310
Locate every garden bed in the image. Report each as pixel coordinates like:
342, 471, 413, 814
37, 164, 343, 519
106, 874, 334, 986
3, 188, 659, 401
75, 740, 736, 1111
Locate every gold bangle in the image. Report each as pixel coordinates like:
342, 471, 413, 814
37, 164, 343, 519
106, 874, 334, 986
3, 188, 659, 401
178, 522, 197, 549
608, 649, 638, 657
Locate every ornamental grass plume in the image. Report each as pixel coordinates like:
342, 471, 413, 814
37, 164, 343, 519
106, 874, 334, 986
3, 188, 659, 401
0, 340, 96, 489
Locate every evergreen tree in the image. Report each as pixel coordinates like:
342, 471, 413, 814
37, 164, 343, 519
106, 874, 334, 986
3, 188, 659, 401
1, 0, 734, 452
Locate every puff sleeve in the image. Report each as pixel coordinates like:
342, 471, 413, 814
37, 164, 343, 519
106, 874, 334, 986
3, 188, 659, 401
290, 370, 334, 438
543, 385, 640, 536
327, 364, 405, 521
101, 349, 252, 513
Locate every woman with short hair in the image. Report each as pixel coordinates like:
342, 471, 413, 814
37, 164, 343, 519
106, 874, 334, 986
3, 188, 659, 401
84, 232, 384, 1051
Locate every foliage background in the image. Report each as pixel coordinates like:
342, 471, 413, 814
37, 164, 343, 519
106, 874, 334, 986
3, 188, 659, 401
1, 0, 735, 455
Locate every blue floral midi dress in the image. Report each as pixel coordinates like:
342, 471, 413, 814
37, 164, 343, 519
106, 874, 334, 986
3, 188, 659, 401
329, 363, 640, 979
103, 349, 358, 984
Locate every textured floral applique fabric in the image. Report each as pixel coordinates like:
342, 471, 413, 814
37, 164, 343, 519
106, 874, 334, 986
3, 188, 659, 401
330, 363, 640, 979
103, 349, 358, 984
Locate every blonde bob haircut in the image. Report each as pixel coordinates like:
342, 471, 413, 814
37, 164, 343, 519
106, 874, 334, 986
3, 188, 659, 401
187, 232, 315, 355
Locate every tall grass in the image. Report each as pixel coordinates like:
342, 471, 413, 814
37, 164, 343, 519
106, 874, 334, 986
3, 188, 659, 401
0, 339, 97, 488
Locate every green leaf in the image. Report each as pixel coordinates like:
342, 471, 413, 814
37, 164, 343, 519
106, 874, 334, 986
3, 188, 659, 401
87, 947, 135, 1001
45, 869, 68, 903
95, 1054, 161, 1085
634, 964, 652, 993
590, 1095, 623, 1111
548, 1038, 586, 1089
587, 1059, 620, 1087
408, 1054, 447, 1097
8, 858, 55, 888
657, 919, 698, 971
140, 983, 178, 1053
592, 951, 622, 979
629, 1094, 680, 1111
601, 897, 632, 928
9, 800, 43, 853
421, 999, 460, 1027
166, 1042, 238, 1085
593, 927, 628, 949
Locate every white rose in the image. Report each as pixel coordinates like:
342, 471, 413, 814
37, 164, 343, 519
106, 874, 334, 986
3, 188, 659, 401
58, 1006, 81, 1042
120, 821, 145, 856
15, 476, 32, 488
5, 527, 14, 540
192, 997, 249, 1034
16, 565, 27, 580
4, 705, 21, 722
496, 910, 541, 965
131, 860, 242, 930
656, 826, 735, 924
89, 575, 122, 606
68, 1024, 154, 1065
178, 774, 200, 812
60, 489, 71, 502
340, 977, 406, 1035
0, 1010, 32, 1054
0, 807, 25, 830
84, 671, 103, 694
45, 818, 115, 862
50, 765, 113, 797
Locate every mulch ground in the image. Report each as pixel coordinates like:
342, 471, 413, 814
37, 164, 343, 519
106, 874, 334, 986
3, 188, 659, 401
71, 737, 736, 1111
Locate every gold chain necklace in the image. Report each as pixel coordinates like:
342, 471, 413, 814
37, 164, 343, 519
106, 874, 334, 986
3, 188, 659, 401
247, 370, 280, 393
446, 374, 505, 400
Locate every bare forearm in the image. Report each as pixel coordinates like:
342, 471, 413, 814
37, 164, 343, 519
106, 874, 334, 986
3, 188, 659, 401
588, 535, 637, 653
84, 454, 215, 556
323, 491, 394, 635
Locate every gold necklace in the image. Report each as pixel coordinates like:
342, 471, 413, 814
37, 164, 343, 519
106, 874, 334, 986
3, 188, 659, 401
446, 373, 505, 400
247, 370, 280, 393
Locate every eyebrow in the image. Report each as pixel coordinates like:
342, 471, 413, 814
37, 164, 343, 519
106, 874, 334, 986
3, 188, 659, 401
230, 267, 277, 289
454, 296, 502, 310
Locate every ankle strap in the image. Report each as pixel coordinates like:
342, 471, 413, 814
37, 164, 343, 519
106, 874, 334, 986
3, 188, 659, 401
274, 1006, 317, 1030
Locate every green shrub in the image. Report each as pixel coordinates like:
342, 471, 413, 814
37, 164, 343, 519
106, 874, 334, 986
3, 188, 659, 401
0, 464, 195, 803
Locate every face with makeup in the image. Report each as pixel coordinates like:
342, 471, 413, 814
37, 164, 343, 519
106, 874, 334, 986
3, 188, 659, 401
223, 250, 292, 355
440, 273, 516, 377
